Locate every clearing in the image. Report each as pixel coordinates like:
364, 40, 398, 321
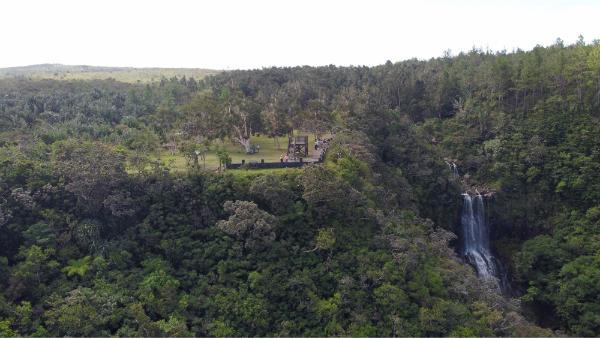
151, 132, 326, 172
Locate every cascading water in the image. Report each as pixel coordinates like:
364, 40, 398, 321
461, 193, 501, 289
445, 161, 459, 179
448, 162, 506, 292
451, 163, 459, 178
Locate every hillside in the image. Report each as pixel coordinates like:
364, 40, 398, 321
0, 64, 220, 83
0, 40, 598, 336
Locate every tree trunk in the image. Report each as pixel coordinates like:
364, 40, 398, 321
233, 136, 251, 153
241, 137, 251, 153
232, 124, 252, 153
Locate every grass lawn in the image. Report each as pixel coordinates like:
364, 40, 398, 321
150, 132, 326, 172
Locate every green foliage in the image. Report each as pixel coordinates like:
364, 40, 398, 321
516, 206, 600, 335
44, 286, 124, 336
0, 320, 17, 337
314, 227, 336, 251
216, 148, 232, 169
138, 269, 182, 318
419, 299, 470, 336
248, 174, 297, 214
217, 200, 277, 250
62, 256, 92, 278
7, 245, 58, 301
156, 315, 193, 337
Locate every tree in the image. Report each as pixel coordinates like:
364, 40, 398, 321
124, 127, 160, 155
152, 93, 179, 140
138, 269, 182, 319
302, 98, 331, 139
556, 255, 600, 336
436, 69, 462, 118
418, 299, 471, 336
248, 174, 297, 214
179, 139, 209, 170
305, 227, 335, 253
7, 245, 58, 301
223, 91, 259, 153
261, 103, 286, 149
215, 148, 231, 171
44, 286, 123, 336
156, 315, 193, 337
206, 287, 269, 336
588, 44, 600, 106
53, 140, 127, 213
62, 256, 92, 278
181, 91, 225, 144
299, 165, 365, 224
217, 200, 277, 250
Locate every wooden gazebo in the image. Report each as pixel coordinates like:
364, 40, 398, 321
288, 136, 309, 158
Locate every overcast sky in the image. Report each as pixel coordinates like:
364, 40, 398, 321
1, 0, 599, 70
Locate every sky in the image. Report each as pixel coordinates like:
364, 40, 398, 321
1, 0, 599, 70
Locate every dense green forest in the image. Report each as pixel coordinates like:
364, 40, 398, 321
0, 39, 598, 336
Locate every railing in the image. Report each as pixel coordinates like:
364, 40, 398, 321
226, 138, 330, 170
226, 157, 318, 169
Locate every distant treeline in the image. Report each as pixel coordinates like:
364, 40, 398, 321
0, 64, 219, 83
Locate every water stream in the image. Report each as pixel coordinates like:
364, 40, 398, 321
445, 161, 459, 178
461, 193, 500, 288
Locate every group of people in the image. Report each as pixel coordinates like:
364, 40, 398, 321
247, 144, 260, 154
316, 137, 331, 162
280, 153, 290, 162
315, 137, 332, 150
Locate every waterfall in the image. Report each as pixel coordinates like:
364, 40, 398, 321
446, 161, 459, 178
451, 162, 459, 178
450, 161, 506, 292
461, 193, 501, 289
